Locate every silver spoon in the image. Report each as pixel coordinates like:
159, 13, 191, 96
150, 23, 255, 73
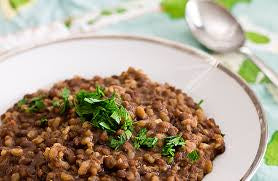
186, 0, 278, 87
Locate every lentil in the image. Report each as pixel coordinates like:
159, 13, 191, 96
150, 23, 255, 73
0, 68, 225, 180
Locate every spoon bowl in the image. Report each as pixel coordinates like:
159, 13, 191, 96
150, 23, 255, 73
186, 0, 278, 87
186, 0, 245, 53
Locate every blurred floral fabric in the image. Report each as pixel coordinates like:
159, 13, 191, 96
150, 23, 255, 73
1, 0, 278, 180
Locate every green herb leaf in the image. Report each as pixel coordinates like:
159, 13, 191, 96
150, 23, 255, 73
95, 86, 105, 97
162, 145, 176, 157
245, 31, 270, 44
74, 85, 134, 146
164, 135, 185, 147
121, 109, 133, 131
197, 99, 204, 108
187, 150, 200, 162
109, 130, 132, 150
60, 88, 70, 114
125, 130, 132, 140
161, 0, 187, 19
75, 87, 104, 117
17, 98, 26, 107
108, 112, 133, 149
133, 128, 158, 149
74, 86, 134, 149
111, 111, 121, 124
52, 100, 60, 108
99, 122, 115, 133
143, 137, 158, 148
84, 97, 103, 104
168, 156, 174, 164
27, 97, 45, 113
110, 136, 125, 150
134, 128, 147, 149
61, 88, 70, 99
162, 135, 185, 159
40, 117, 48, 127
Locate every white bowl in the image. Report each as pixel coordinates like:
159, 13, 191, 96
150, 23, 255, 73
0, 35, 267, 181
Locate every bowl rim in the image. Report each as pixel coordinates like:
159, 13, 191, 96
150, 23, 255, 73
0, 34, 268, 180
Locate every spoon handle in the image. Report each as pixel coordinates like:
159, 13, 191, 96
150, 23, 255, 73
240, 46, 278, 87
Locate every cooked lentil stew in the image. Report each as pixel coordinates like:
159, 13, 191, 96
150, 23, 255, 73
0, 68, 225, 181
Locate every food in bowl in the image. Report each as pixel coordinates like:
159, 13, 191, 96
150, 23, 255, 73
0, 68, 225, 181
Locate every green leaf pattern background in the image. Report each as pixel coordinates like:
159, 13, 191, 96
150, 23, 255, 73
0, 0, 278, 180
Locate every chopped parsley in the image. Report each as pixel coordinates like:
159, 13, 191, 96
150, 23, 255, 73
133, 128, 158, 149
162, 135, 185, 161
197, 99, 204, 108
75, 87, 114, 132
75, 87, 122, 133
27, 97, 45, 113
74, 86, 134, 149
109, 106, 134, 149
109, 107, 134, 149
52, 100, 60, 108
187, 150, 200, 162
40, 117, 48, 127
17, 98, 27, 107
109, 130, 132, 150
60, 88, 70, 114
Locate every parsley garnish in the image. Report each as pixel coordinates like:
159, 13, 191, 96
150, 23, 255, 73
133, 128, 158, 149
197, 99, 204, 108
75, 87, 116, 132
74, 86, 134, 149
187, 150, 200, 162
109, 105, 134, 149
75, 88, 123, 133
162, 135, 185, 162
40, 117, 48, 127
60, 88, 70, 114
27, 97, 45, 113
17, 98, 26, 107
110, 130, 132, 150
109, 108, 134, 149
52, 100, 60, 108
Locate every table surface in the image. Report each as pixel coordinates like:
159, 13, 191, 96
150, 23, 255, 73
0, 0, 278, 180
